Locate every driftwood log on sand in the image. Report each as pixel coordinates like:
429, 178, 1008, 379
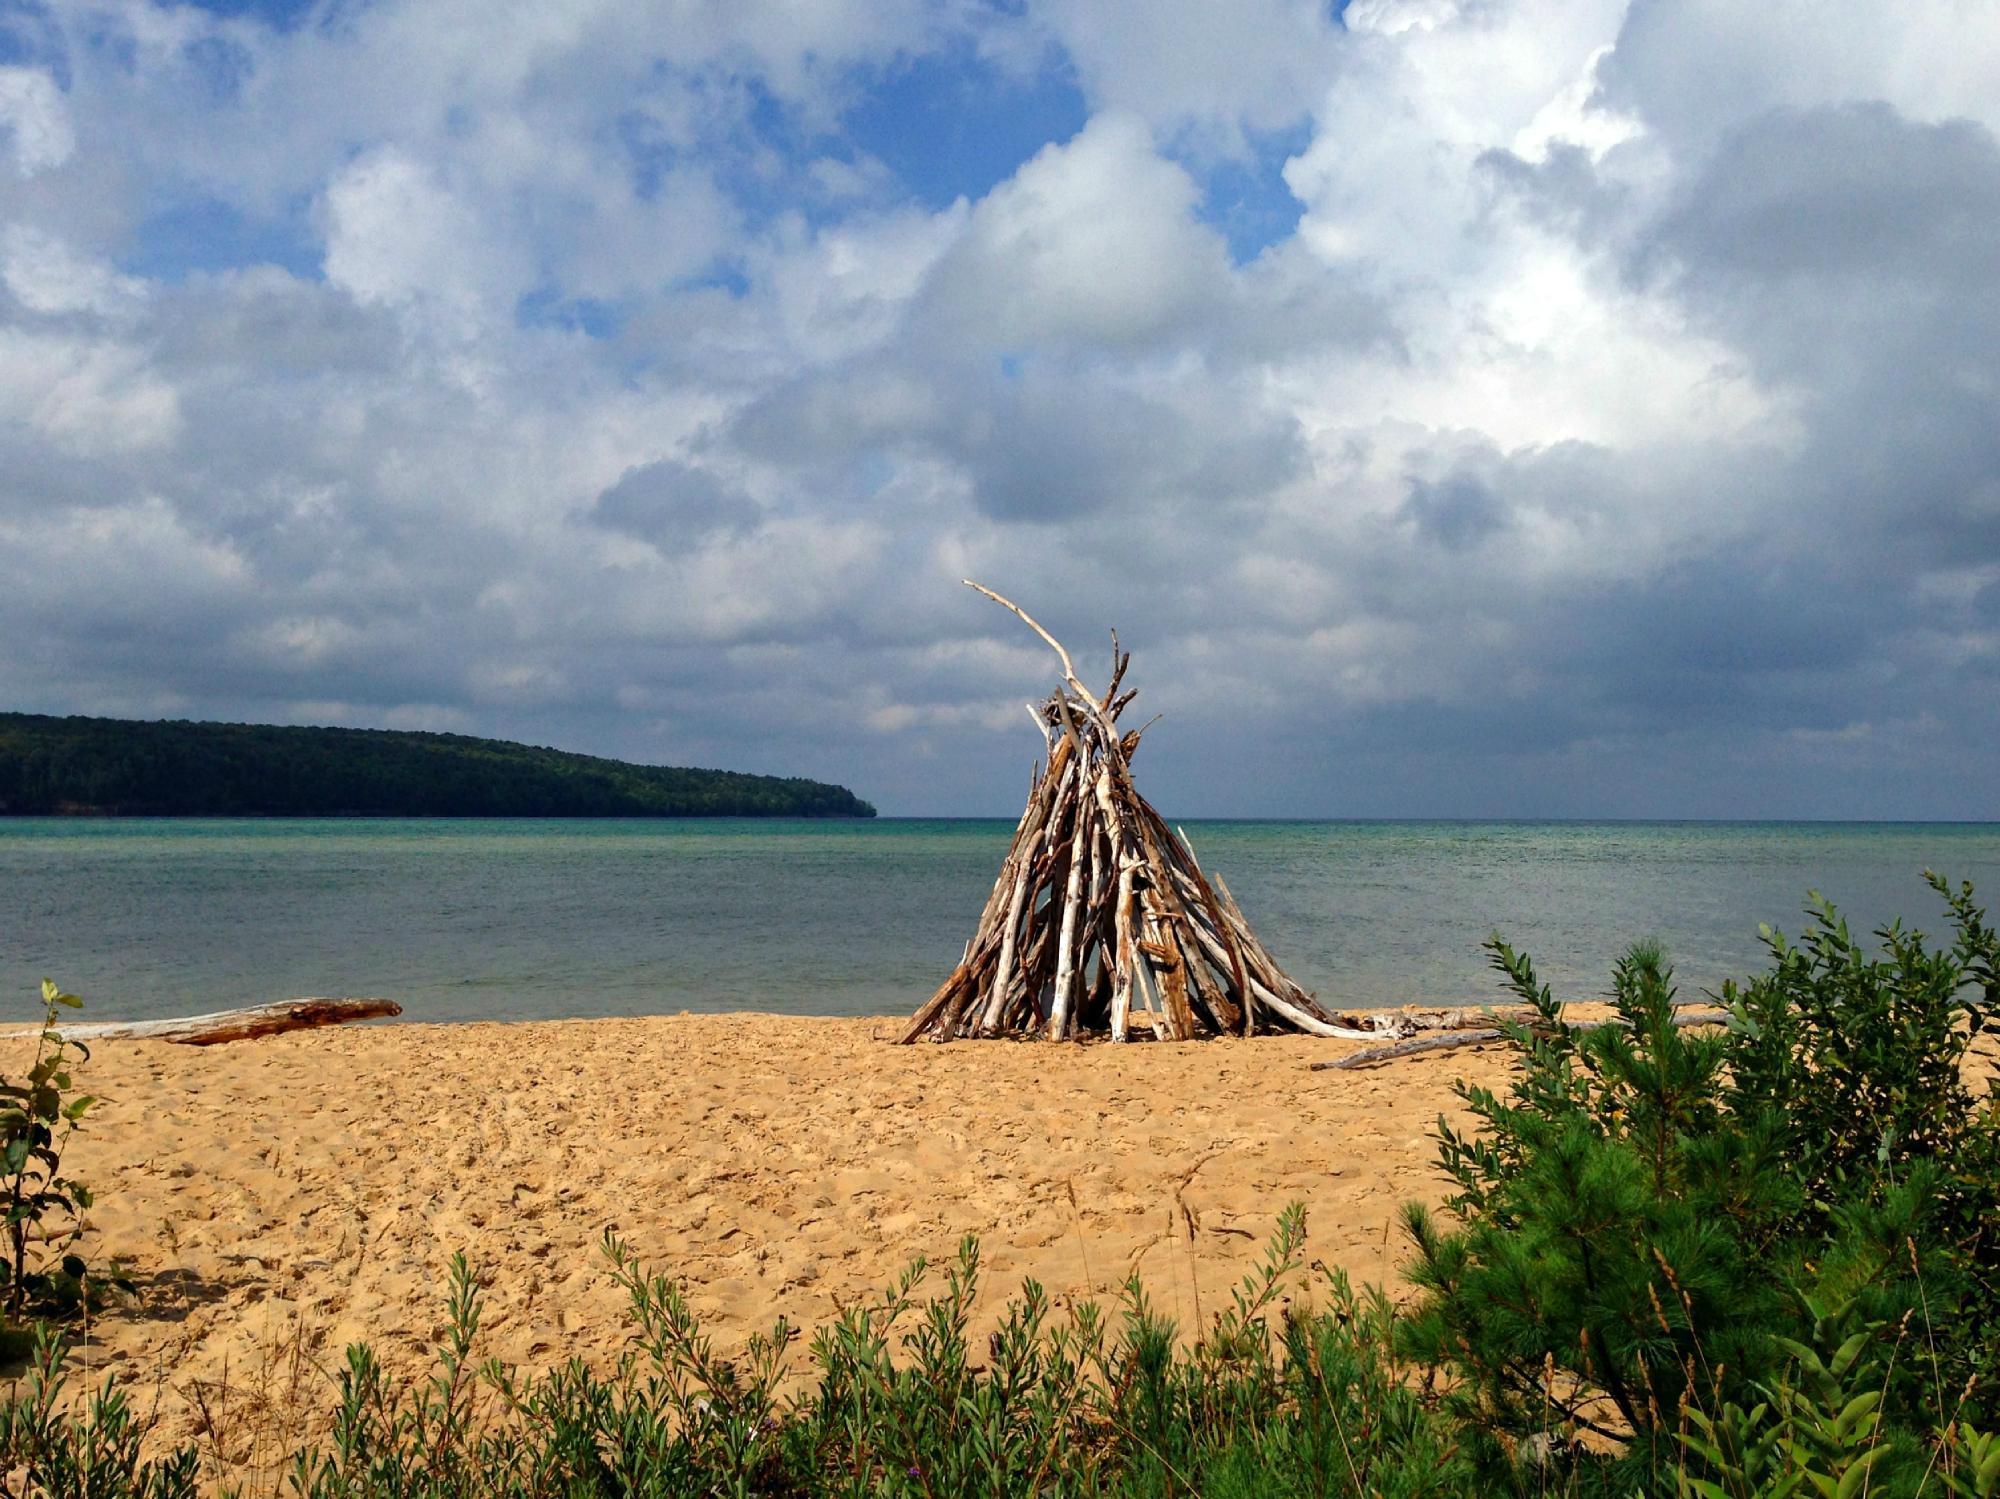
902, 582, 1367, 1044
1313, 1009, 1732, 1070
3, 998, 401, 1046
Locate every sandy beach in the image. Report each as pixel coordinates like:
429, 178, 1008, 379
29, 1013, 1487, 1460
41, 1010, 2000, 1475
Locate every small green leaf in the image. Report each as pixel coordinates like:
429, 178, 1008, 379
1829, 1330, 1873, 1378
1834, 1389, 1880, 1431
1833, 1449, 1882, 1499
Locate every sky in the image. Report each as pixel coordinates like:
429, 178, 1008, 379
1, 0, 1997, 818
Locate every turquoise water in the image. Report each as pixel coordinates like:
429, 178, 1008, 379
2, 819, 1996, 1024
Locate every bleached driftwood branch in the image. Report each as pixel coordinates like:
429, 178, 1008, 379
3, 998, 402, 1046
1311, 1009, 1732, 1070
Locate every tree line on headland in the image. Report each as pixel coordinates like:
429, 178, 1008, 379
0, 712, 876, 818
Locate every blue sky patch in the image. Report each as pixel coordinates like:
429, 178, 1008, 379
120, 196, 321, 282
844, 43, 1089, 210
517, 287, 627, 339
163, 0, 326, 29
1185, 121, 1312, 264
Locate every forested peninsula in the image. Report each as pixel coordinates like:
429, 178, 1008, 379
0, 713, 876, 818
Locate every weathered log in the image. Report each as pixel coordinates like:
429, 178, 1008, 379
1330, 1005, 1535, 1036
9, 998, 402, 1046
1311, 1010, 1734, 1070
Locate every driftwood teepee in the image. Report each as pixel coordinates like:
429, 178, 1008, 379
900, 583, 1362, 1044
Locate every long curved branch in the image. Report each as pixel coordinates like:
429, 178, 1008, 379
965, 580, 1101, 710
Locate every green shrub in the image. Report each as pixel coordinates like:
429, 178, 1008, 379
1725, 875, 2000, 1401
0, 1325, 200, 1498
1, 980, 114, 1332
1400, 875, 2000, 1494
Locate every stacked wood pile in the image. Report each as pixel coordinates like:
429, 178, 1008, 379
900, 584, 1368, 1044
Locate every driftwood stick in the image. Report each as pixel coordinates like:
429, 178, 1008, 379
967, 583, 1132, 759
13, 999, 402, 1046
1311, 1028, 1509, 1069
1042, 761, 1078, 857
969, 785, 1043, 940
1129, 820, 1195, 1038
1211, 871, 1326, 1017
1175, 918, 1375, 1039
1024, 702, 1055, 752
1150, 923, 1196, 1039
1175, 919, 1236, 1032
1173, 825, 1254, 1034
901, 965, 968, 1043
1244, 983, 1376, 1040
973, 755, 1068, 1035
978, 854, 1037, 1035
1312, 1010, 1735, 1070
1049, 788, 1093, 1041
941, 951, 995, 1039
1108, 860, 1138, 1043
965, 582, 1101, 715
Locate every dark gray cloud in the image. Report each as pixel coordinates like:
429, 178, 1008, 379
727, 354, 1307, 522
1653, 104, 2000, 288
935, 369, 1310, 522
1399, 470, 1510, 550
1635, 103, 2000, 577
589, 460, 760, 550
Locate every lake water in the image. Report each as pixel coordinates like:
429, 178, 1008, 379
2, 819, 1996, 1024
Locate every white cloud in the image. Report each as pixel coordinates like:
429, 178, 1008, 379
1510, 45, 1640, 163
922, 112, 1228, 349
1029, 0, 1340, 141
1288, 0, 1634, 272
320, 149, 526, 332
0, 496, 246, 617
762, 202, 967, 363
1, 225, 146, 316
1604, 0, 2000, 161
0, 67, 74, 177
0, 328, 181, 452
